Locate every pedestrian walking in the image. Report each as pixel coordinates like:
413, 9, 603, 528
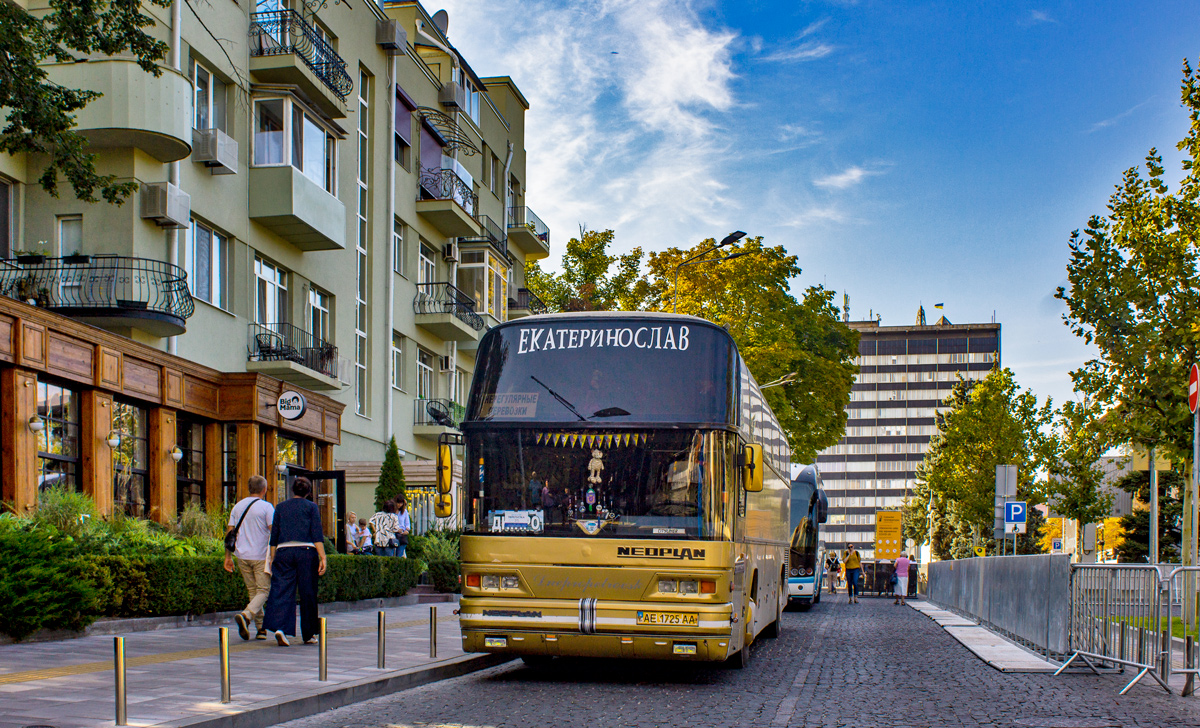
824, 552, 840, 594
842, 543, 863, 604
224, 474, 275, 641
369, 501, 399, 557
893, 553, 911, 606
263, 477, 327, 647
394, 499, 411, 557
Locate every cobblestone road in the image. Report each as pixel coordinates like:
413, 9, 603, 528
282, 595, 1200, 728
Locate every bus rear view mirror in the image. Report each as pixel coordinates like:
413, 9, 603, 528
437, 443, 453, 494
434, 493, 454, 519
743, 444, 764, 492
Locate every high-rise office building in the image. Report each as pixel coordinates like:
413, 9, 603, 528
816, 314, 1001, 557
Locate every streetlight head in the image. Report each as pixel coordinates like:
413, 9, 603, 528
719, 231, 747, 247
721, 251, 752, 262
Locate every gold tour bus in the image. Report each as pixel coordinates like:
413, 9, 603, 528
434, 312, 791, 667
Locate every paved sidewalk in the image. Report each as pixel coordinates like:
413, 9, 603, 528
0, 601, 474, 728
909, 600, 1061, 672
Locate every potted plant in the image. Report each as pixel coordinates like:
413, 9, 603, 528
14, 241, 49, 265
62, 253, 90, 265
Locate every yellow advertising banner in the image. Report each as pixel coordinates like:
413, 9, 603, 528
875, 510, 903, 559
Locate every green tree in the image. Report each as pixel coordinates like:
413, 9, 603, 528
1044, 399, 1116, 557
0, 0, 171, 203
374, 437, 406, 511
524, 228, 650, 312
1113, 469, 1184, 563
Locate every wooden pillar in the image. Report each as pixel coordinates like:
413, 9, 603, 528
147, 407, 177, 524
317, 443, 333, 470
261, 427, 279, 502
80, 390, 114, 517
236, 422, 260, 502
303, 439, 317, 471
204, 422, 223, 511
1, 369, 38, 516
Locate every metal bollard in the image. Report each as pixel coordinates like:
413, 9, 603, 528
1120, 622, 1128, 673
219, 627, 231, 703
1138, 627, 1146, 667
1185, 636, 1196, 697
377, 610, 386, 669
318, 617, 328, 681
429, 606, 437, 658
114, 637, 127, 726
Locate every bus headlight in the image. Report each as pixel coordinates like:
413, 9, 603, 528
501, 575, 520, 589
482, 574, 500, 589
679, 580, 699, 594
658, 579, 678, 593
790, 568, 799, 577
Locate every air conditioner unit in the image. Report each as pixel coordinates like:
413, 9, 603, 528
439, 355, 454, 373
442, 240, 459, 262
439, 81, 465, 109
140, 182, 190, 229
441, 341, 457, 373
376, 19, 407, 53
191, 128, 238, 175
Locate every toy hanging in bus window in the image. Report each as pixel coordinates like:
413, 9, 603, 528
587, 449, 605, 484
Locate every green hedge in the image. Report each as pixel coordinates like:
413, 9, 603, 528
3, 552, 424, 639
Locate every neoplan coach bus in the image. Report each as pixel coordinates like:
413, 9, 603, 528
787, 465, 828, 609
436, 312, 792, 667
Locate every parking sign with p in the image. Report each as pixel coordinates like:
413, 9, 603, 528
1005, 501, 1026, 524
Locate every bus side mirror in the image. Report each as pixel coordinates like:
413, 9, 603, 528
436, 443, 454, 517
743, 444, 763, 492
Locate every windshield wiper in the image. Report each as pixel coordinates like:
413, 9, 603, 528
591, 407, 631, 419
530, 376, 586, 421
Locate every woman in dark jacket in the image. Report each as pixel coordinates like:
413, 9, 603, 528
263, 477, 327, 646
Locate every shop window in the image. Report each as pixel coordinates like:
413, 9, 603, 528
36, 381, 81, 493
253, 96, 338, 194
222, 424, 238, 508
112, 401, 149, 518
176, 418, 206, 515
185, 220, 228, 309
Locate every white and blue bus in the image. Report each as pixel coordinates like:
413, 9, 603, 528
787, 465, 827, 609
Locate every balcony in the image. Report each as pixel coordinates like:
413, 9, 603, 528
249, 166, 346, 251
246, 321, 342, 391
507, 206, 551, 260
416, 167, 481, 238
508, 288, 548, 320
249, 10, 353, 117
0, 255, 193, 336
413, 398, 464, 440
413, 282, 486, 341
459, 215, 510, 260
44, 59, 192, 162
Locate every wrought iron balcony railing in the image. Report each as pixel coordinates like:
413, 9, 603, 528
0, 255, 194, 323
413, 282, 485, 332
418, 166, 478, 218
459, 215, 509, 260
507, 206, 550, 246
247, 321, 339, 379
510, 287, 548, 315
414, 398, 465, 428
249, 10, 353, 102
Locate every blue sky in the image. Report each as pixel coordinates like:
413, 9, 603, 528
440, 0, 1200, 406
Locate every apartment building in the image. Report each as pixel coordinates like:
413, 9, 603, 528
815, 315, 1001, 557
0, 0, 550, 527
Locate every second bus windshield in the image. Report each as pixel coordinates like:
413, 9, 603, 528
466, 429, 739, 540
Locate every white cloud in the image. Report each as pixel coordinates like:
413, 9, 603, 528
781, 205, 847, 228
1029, 10, 1056, 24
435, 0, 740, 267
761, 41, 834, 63
1086, 97, 1154, 133
813, 165, 880, 189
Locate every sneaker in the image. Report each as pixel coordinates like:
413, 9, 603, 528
303, 635, 319, 645
234, 613, 250, 641
256, 629, 268, 641
275, 630, 290, 647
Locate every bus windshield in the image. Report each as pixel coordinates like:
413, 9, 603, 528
465, 429, 738, 540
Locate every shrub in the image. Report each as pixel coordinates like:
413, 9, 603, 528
427, 559, 460, 593
173, 503, 225, 540
375, 436, 406, 511
0, 525, 98, 640
422, 529, 460, 562
34, 485, 98, 538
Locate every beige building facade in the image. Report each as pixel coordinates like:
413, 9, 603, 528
0, 0, 549, 524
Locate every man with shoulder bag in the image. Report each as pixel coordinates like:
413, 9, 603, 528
224, 475, 275, 640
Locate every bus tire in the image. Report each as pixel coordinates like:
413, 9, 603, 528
521, 655, 553, 668
726, 644, 750, 669
813, 588, 821, 605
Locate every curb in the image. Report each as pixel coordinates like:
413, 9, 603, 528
1, 594, 461, 645
160, 652, 513, 728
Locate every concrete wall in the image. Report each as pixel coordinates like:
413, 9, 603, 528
927, 554, 1070, 655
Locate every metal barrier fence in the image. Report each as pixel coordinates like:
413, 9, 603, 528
927, 554, 1070, 656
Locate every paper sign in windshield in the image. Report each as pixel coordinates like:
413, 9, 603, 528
480, 393, 538, 418
489, 509, 544, 533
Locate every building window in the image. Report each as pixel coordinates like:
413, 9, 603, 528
416, 348, 435, 400
418, 242, 436, 284
222, 424, 238, 509
395, 87, 414, 169
456, 249, 508, 319
393, 219, 406, 276
176, 417, 206, 515
57, 215, 82, 257
184, 220, 227, 309
112, 401, 149, 518
36, 381, 80, 493
252, 96, 337, 194
308, 287, 330, 343
452, 67, 481, 124
490, 154, 499, 195
254, 256, 288, 325
453, 367, 468, 405
193, 61, 227, 132
391, 333, 405, 391
355, 70, 371, 416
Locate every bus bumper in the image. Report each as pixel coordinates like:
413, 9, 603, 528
462, 630, 733, 661
788, 577, 814, 600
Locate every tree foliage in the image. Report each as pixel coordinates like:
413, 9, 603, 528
0, 0, 170, 203
374, 437, 406, 512
1113, 469, 1184, 563
1044, 399, 1116, 547
524, 231, 859, 461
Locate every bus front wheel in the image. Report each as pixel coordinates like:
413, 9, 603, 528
726, 644, 751, 669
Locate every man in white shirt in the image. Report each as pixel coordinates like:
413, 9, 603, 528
224, 475, 276, 640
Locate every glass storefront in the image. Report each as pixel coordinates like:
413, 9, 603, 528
176, 417, 206, 514
112, 401, 149, 518
36, 380, 81, 493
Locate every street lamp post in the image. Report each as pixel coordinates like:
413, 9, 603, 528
673, 231, 748, 314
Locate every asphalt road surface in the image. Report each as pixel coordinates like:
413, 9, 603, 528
280, 594, 1200, 728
